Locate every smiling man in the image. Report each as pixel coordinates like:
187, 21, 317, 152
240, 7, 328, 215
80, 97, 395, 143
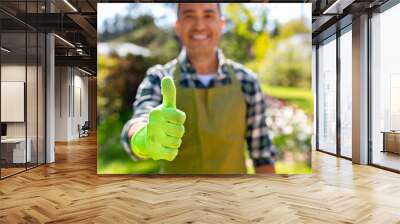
121, 3, 276, 174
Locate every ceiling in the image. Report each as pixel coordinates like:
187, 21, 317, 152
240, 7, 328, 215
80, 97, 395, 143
309, 0, 390, 42
0, 0, 97, 75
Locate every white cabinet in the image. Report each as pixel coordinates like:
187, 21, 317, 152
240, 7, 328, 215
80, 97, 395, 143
1, 138, 32, 163
1, 82, 25, 122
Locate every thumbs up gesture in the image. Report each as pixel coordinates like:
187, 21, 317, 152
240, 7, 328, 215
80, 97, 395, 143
130, 76, 186, 161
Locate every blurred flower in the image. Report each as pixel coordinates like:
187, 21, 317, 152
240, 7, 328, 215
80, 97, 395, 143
265, 96, 312, 160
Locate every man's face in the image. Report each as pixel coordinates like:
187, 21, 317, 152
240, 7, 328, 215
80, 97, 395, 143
175, 3, 224, 56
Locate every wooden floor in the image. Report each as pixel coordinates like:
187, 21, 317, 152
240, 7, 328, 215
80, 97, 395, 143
1, 135, 400, 223
1, 167, 26, 178
1, 163, 44, 178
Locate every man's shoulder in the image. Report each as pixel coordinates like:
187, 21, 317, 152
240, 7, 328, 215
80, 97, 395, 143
146, 59, 178, 79
224, 59, 259, 83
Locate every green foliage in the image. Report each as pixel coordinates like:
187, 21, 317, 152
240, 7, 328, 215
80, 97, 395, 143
276, 19, 310, 40
221, 4, 269, 64
112, 15, 180, 63
261, 84, 313, 115
99, 159, 160, 174
220, 4, 311, 90
275, 161, 312, 174
266, 106, 312, 174
97, 55, 163, 173
256, 37, 311, 89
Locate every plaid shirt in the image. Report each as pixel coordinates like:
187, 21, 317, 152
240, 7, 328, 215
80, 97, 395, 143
121, 49, 276, 166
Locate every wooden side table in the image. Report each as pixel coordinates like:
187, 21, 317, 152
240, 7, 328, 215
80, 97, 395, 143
381, 131, 400, 154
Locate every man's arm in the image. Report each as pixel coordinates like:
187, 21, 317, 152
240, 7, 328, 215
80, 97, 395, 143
237, 66, 277, 174
122, 63, 186, 161
121, 68, 163, 159
247, 90, 277, 174
255, 164, 275, 173
128, 122, 147, 141
129, 76, 186, 161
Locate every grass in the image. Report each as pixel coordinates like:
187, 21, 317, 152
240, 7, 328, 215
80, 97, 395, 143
98, 159, 160, 174
274, 161, 312, 174
261, 84, 314, 115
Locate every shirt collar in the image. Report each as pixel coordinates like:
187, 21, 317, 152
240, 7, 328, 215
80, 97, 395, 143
177, 48, 228, 80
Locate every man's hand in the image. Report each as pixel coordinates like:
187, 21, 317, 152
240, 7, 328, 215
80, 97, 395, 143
130, 77, 186, 161
255, 164, 275, 174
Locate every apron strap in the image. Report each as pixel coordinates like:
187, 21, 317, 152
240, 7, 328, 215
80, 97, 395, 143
172, 59, 239, 88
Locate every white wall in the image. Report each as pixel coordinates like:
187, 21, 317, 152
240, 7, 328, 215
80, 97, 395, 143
1, 82, 25, 122
55, 67, 69, 141
54, 67, 89, 141
1, 65, 26, 81
1, 65, 30, 138
311, 45, 316, 151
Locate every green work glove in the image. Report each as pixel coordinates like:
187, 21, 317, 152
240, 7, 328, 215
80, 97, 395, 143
130, 76, 186, 161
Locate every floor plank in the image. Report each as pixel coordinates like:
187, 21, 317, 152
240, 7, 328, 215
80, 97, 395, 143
0, 135, 400, 223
